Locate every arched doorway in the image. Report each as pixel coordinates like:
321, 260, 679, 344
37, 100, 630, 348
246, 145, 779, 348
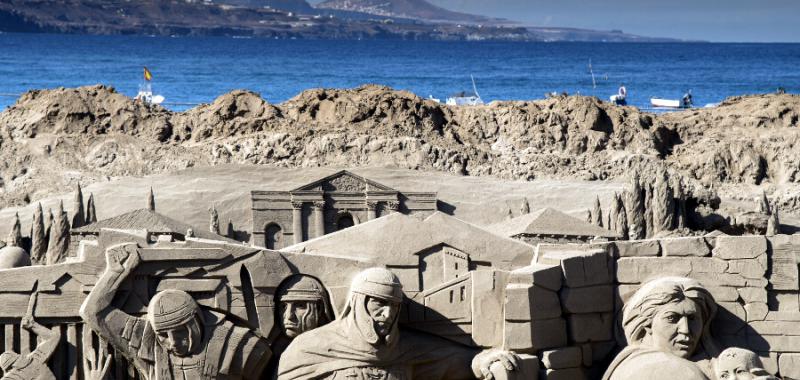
336, 213, 355, 231
265, 223, 283, 249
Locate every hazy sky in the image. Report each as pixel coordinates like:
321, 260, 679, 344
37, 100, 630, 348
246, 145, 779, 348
310, 0, 800, 42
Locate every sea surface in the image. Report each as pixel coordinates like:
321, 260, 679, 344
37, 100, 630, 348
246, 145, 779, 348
1, 33, 799, 111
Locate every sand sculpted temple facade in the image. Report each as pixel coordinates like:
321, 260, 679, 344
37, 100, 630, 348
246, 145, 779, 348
0, 172, 798, 379
250, 170, 438, 249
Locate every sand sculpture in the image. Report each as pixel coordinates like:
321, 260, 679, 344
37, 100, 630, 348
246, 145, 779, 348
79, 243, 271, 379
714, 347, 780, 380
604, 277, 719, 380
278, 267, 522, 380
0, 316, 61, 380
0, 172, 797, 379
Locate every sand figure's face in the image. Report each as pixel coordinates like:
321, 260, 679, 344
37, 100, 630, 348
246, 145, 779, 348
365, 296, 399, 338
714, 348, 768, 380
156, 318, 202, 357
647, 299, 703, 358
280, 300, 320, 338
715, 359, 756, 380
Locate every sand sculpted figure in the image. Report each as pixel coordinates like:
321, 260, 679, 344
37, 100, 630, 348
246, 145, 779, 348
80, 244, 271, 380
714, 348, 780, 380
266, 275, 334, 379
603, 277, 719, 380
278, 267, 521, 380
0, 316, 61, 380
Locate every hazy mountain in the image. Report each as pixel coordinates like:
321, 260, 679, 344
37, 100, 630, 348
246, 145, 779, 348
315, 0, 495, 23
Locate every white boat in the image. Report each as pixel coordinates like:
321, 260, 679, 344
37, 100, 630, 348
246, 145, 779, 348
446, 75, 484, 106
650, 92, 693, 109
650, 98, 682, 108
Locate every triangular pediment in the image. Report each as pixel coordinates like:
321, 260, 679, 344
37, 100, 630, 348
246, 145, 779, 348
292, 170, 395, 192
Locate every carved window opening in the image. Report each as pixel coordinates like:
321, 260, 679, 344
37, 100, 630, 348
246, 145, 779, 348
336, 213, 355, 231
265, 223, 282, 250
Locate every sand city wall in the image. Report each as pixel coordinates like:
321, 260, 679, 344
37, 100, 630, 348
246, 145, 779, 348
524, 234, 800, 379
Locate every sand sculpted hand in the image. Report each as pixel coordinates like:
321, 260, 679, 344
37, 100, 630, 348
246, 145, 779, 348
471, 349, 520, 380
105, 244, 140, 275
83, 350, 112, 380
20, 315, 34, 330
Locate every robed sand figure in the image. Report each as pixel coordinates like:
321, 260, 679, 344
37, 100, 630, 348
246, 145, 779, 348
80, 243, 271, 380
278, 267, 520, 380
603, 277, 719, 380
266, 275, 335, 379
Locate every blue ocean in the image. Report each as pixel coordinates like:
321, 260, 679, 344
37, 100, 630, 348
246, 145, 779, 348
1, 33, 798, 111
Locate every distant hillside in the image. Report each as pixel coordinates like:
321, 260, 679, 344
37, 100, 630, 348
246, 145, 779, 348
0, 0, 682, 41
216, 0, 316, 14
315, 0, 493, 23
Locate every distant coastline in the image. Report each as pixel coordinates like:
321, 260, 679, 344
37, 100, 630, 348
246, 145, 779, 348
0, 0, 687, 42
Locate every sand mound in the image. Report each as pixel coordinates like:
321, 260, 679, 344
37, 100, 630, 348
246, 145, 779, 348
1, 85, 172, 140
0, 85, 797, 216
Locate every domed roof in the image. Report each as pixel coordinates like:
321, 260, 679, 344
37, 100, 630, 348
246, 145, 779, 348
0, 246, 31, 269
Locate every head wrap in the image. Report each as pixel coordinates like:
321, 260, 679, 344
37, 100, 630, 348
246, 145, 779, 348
276, 274, 334, 334
349, 267, 403, 303
341, 267, 404, 346
147, 289, 200, 332
278, 275, 327, 303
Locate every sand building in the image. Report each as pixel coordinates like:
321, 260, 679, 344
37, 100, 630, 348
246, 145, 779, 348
250, 170, 438, 249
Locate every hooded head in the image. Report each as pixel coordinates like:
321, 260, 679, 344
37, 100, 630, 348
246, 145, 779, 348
341, 267, 403, 346
147, 289, 203, 357
277, 274, 333, 338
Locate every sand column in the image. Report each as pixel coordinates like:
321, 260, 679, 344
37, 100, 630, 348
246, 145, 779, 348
292, 201, 304, 244
366, 201, 378, 220
313, 201, 325, 238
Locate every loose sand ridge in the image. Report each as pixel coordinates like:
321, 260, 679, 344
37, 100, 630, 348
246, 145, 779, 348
0, 84, 797, 230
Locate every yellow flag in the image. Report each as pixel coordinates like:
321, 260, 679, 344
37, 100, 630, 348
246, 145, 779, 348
144, 67, 153, 81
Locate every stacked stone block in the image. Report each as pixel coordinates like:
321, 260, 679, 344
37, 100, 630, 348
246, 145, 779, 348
523, 246, 617, 379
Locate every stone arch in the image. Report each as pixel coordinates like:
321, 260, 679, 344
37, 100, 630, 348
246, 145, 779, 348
264, 222, 283, 250
335, 211, 358, 231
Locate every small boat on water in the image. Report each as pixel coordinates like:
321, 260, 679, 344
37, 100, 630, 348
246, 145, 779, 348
135, 67, 165, 105
650, 91, 693, 109
446, 75, 484, 106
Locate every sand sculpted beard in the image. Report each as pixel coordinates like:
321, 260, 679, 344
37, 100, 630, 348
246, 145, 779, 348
281, 301, 320, 338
